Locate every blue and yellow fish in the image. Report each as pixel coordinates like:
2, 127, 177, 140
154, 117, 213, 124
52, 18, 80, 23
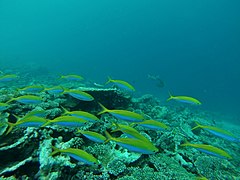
6, 95, 43, 104
98, 103, 144, 122
111, 123, 150, 142
181, 141, 232, 159
111, 122, 138, 133
105, 131, 158, 154
51, 146, 98, 165
0, 74, 18, 82
3, 116, 49, 135
24, 110, 46, 118
64, 89, 94, 101
61, 106, 99, 123
18, 85, 44, 93
60, 74, 84, 81
167, 92, 201, 105
192, 122, 240, 143
77, 130, 106, 143
132, 120, 169, 131
41, 116, 87, 127
105, 77, 135, 91
0, 103, 9, 111
45, 86, 65, 95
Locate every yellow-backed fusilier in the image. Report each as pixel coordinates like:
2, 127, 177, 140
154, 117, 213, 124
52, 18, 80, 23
132, 120, 169, 131
44, 86, 65, 95
64, 89, 94, 101
167, 92, 201, 105
0, 103, 9, 111
18, 85, 44, 93
60, 74, 84, 81
181, 141, 232, 159
61, 106, 99, 123
98, 103, 144, 122
6, 95, 43, 104
3, 116, 49, 135
192, 122, 240, 143
111, 123, 150, 142
105, 131, 158, 154
105, 77, 135, 91
77, 130, 106, 143
51, 146, 98, 165
24, 110, 46, 118
41, 116, 87, 127
0, 74, 18, 82
111, 122, 138, 133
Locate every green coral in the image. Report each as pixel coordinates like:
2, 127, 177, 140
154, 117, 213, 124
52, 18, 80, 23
118, 165, 167, 180
195, 156, 240, 179
149, 154, 195, 179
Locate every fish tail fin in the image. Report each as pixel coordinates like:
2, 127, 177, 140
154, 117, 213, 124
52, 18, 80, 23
109, 122, 116, 128
97, 102, 109, 115
5, 122, 15, 135
191, 121, 202, 131
111, 122, 121, 133
105, 76, 112, 85
104, 131, 113, 143
50, 146, 61, 156
61, 106, 69, 115
61, 87, 69, 94
12, 114, 21, 121
59, 86, 67, 94
59, 75, 65, 79
167, 91, 174, 101
41, 120, 51, 127
180, 139, 190, 147
6, 98, 15, 104
76, 128, 83, 134
39, 85, 44, 92
130, 123, 137, 127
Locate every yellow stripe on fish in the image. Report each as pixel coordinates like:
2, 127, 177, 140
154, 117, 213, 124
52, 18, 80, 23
0, 103, 9, 111
44, 86, 65, 95
64, 89, 94, 101
111, 122, 150, 142
105, 131, 158, 154
24, 110, 46, 118
6, 95, 43, 104
105, 77, 135, 91
132, 120, 169, 131
77, 130, 106, 143
61, 106, 99, 123
0, 74, 19, 82
111, 122, 138, 133
3, 116, 49, 135
192, 122, 240, 142
98, 103, 144, 122
181, 141, 232, 159
18, 85, 44, 93
41, 116, 87, 127
60, 74, 84, 81
167, 92, 201, 105
51, 146, 98, 165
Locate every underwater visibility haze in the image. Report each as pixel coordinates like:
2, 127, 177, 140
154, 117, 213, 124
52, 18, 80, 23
0, 0, 240, 179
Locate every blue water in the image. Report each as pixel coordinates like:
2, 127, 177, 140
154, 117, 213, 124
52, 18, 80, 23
0, 0, 240, 123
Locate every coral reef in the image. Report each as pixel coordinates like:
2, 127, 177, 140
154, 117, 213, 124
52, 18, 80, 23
0, 71, 240, 180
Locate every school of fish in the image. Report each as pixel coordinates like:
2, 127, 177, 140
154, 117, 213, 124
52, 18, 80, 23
0, 73, 239, 169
